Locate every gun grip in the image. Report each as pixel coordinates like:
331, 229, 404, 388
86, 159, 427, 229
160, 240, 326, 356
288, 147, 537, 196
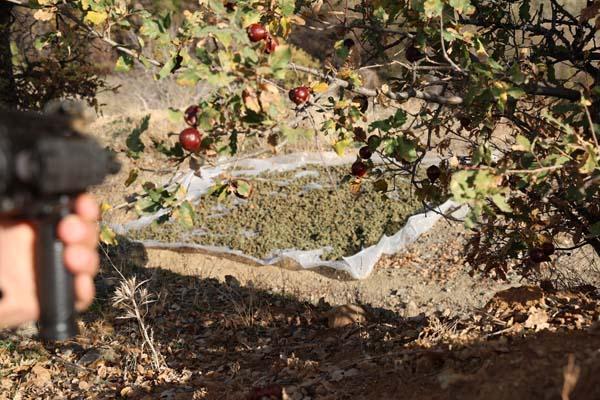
35, 212, 78, 341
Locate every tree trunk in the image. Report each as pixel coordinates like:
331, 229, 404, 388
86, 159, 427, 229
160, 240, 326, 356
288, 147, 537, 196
0, 4, 17, 109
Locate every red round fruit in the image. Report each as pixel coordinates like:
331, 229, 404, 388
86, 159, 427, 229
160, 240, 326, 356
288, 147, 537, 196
541, 242, 555, 256
529, 247, 547, 263
247, 23, 268, 42
264, 35, 278, 54
179, 127, 202, 153
289, 86, 311, 105
426, 165, 441, 183
359, 146, 372, 160
184, 105, 200, 127
351, 160, 368, 177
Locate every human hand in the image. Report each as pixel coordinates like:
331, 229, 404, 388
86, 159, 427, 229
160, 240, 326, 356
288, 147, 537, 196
0, 194, 100, 329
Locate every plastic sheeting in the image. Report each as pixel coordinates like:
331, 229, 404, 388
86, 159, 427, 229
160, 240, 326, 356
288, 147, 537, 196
113, 152, 468, 279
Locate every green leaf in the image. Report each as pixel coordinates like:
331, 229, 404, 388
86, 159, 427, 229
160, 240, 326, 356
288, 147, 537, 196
373, 179, 388, 192
281, 125, 314, 143
158, 56, 177, 79
590, 222, 600, 237
450, 170, 478, 201
332, 138, 352, 156
115, 55, 133, 73
507, 87, 525, 99
34, 37, 47, 51
369, 109, 406, 132
124, 169, 139, 187
423, 0, 444, 18
472, 143, 492, 165
205, 72, 236, 86
168, 108, 183, 123
519, 0, 531, 21
514, 134, 531, 152
234, 180, 252, 198
99, 224, 118, 246
279, 0, 295, 16
373, 6, 389, 23
176, 69, 202, 86
579, 146, 598, 174
509, 63, 525, 84
175, 201, 195, 229
396, 136, 418, 162
153, 139, 184, 158
474, 170, 496, 192
208, 0, 226, 14
126, 115, 150, 159
449, 0, 472, 13
334, 40, 350, 60
214, 31, 233, 48
269, 46, 292, 76
491, 193, 512, 212
141, 19, 165, 40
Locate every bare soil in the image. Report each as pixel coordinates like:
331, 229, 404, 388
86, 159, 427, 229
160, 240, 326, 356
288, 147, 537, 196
3, 116, 599, 398
3, 24, 600, 396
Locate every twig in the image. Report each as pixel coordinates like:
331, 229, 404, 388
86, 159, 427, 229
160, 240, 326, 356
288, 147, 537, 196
582, 98, 599, 148
439, 17, 464, 74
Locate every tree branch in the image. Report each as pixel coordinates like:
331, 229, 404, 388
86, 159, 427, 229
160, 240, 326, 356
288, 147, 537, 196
288, 63, 464, 105
524, 84, 581, 101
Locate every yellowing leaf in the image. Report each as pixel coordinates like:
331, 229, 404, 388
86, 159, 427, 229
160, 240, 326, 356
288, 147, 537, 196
100, 202, 112, 215
311, 82, 329, 93
332, 138, 352, 156
84, 10, 108, 25
242, 88, 261, 113
424, 0, 444, 18
174, 201, 195, 229
99, 225, 118, 246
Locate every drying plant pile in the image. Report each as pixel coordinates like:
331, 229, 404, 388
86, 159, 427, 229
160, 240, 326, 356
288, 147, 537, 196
133, 165, 420, 260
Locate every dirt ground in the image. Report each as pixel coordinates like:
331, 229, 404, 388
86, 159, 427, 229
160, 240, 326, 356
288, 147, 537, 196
3, 32, 600, 398
1, 101, 600, 399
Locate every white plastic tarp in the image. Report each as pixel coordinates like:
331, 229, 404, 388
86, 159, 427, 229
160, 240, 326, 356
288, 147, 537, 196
113, 152, 467, 279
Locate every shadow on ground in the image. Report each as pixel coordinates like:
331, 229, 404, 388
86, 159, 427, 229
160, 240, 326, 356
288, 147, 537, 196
1, 238, 599, 400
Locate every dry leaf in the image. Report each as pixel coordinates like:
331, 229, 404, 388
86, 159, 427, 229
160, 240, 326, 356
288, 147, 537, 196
242, 88, 261, 113
29, 364, 52, 388
33, 8, 56, 21
327, 304, 367, 328
524, 307, 550, 331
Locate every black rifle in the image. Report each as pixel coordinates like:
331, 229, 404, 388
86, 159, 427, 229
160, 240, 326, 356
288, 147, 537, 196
0, 107, 120, 341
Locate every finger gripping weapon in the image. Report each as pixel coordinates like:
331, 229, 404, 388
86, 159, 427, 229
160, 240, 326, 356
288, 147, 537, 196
0, 108, 120, 341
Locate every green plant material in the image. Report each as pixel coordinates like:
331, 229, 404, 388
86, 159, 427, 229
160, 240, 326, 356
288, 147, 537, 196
132, 166, 421, 260
126, 115, 151, 159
